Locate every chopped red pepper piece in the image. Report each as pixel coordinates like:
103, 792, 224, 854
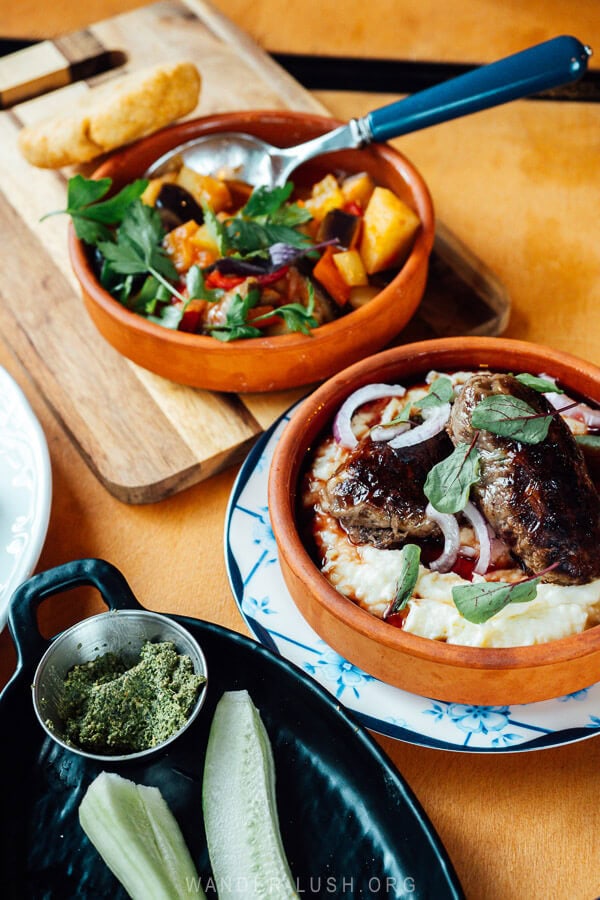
343, 200, 363, 217
256, 266, 289, 287
204, 271, 246, 290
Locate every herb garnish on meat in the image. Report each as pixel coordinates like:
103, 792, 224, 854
384, 544, 421, 618
424, 440, 480, 515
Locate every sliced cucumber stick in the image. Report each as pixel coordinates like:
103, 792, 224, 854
202, 690, 298, 899
79, 771, 204, 899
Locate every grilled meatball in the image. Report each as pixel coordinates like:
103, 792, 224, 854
323, 430, 453, 549
448, 372, 600, 584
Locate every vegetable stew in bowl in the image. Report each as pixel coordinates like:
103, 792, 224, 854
67, 110, 434, 392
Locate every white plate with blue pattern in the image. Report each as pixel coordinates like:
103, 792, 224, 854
225, 402, 600, 753
0, 368, 51, 630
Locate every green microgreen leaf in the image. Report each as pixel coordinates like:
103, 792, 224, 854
424, 442, 481, 514
515, 373, 564, 394
385, 544, 421, 618
418, 376, 454, 410
471, 394, 553, 444
452, 576, 541, 624
575, 434, 600, 449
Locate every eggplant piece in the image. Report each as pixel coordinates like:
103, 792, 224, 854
317, 208, 361, 249
155, 183, 204, 231
308, 275, 339, 324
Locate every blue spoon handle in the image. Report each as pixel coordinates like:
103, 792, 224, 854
365, 35, 591, 142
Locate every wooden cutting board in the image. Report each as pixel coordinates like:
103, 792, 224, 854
0, 0, 508, 504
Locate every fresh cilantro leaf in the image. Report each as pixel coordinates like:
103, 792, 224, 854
97, 200, 183, 303
418, 376, 454, 410
272, 280, 317, 335
515, 373, 564, 394
270, 203, 313, 227
225, 219, 314, 256
241, 183, 294, 218
207, 289, 262, 342
98, 238, 150, 276
76, 180, 149, 225
385, 544, 421, 618
147, 304, 186, 330
471, 394, 553, 444
424, 442, 481, 514
118, 201, 175, 279
271, 302, 317, 335
132, 275, 171, 313
263, 224, 313, 249
185, 265, 222, 303
42, 175, 149, 245
225, 218, 271, 254
74, 218, 114, 245
67, 175, 112, 210
202, 202, 229, 255
452, 577, 540, 624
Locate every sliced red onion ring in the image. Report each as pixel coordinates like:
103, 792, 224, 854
333, 383, 407, 448
426, 502, 460, 573
462, 501, 492, 575
544, 390, 600, 428
388, 403, 451, 449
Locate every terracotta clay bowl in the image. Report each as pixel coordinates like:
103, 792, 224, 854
268, 336, 600, 705
69, 110, 434, 393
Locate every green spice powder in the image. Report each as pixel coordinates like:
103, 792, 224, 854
59, 641, 205, 754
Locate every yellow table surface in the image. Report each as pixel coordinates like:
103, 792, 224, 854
1, 2, 599, 897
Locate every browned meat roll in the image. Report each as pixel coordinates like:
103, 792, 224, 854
448, 373, 600, 584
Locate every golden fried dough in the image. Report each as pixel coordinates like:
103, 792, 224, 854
18, 61, 201, 168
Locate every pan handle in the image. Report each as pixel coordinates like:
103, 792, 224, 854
8, 558, 144, 667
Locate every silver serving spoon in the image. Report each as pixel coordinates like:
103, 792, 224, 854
147, 36, 591, 187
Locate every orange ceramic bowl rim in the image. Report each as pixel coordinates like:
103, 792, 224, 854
68, 110, 435, 393
268, 336, 600, 702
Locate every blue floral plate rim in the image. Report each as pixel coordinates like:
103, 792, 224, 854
225, 402, 600, 754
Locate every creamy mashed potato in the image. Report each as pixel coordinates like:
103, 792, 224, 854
303, 381, 600, 649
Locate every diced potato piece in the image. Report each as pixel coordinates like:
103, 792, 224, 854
163, 220, 206, 273
176, 166, 232, 212
191, 223, 220, 255
304, 174, 345, 222
140, 173, 177, 207
332, 249, 368, 287
359, 187, 420, 274
348, 285, 380, 309
341, 171, 375, 209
